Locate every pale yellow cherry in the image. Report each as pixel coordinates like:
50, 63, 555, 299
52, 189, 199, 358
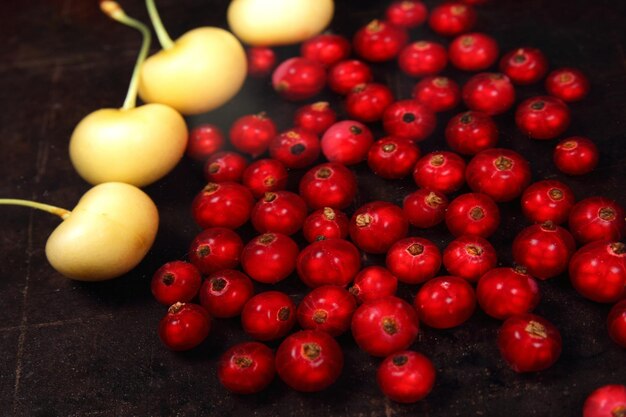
227, 0, 334, 46
138, 0, 247, 115
0, 182, 159, 281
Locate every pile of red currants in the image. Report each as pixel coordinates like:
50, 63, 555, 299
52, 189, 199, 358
151, 0, 625, 411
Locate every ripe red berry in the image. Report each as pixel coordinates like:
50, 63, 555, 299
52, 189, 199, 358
414, 275, 476, 328
297, 238, 362, 288
462, 72, 516, 115
327, 59, 373, 95
241, 158, 288, 198
302, 207, 350, 243
345, 83, 395, 122
520, 179, 576, 225
251, 191, 308, 236
246, 46, 276, 78
353, 19, 408, 62
186, 124, 224, 161
382, 100, 437, 142
241, 291, 297, 341
349, 201, 409, 254
203, 151, 248, 183
568, 197, 625, 244
428, 3, 477, 37
412, 151, 466, 194
445, 110, 498, 155
191, 182, 254, 229
300, 33, 351, 67
367, 137, 421, 179
188, 227, 243, 275
476, 266, 540, 320
229, 113, 277, 157
385, 237, 442, 284
569, 241, 626, 303
217, 341, 276, 394
299, 162, 358, 210
272, 57, 327, 101
349, 266, 398, 304
385, 1, 429, 28
269, 127, 321, 169
199, 269, 254, 318
158, 302, 211, 351
412, 76, 461, 113
583, 384, 626, 417
377, 350, 436, 403
553, 136, 599, 175
448, 32, 499, 72
294, 101, 337, 135
442, 235, 497, 282
545, 67, 590, 102
499, 47, 548, 85
608, 300, 626, 348
321, 120, 374, 165
296, 285, 357, 336
151, 261, 202, 306
241, 233, 299, 284
445, 193, 501, 238
402, 188, 449, 228
515, 96, 571, 140
397, 41, 448, 77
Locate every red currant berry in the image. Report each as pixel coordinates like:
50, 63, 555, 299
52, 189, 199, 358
569, 197, 625, 244
321, 120, 374, 165
367, 137, 421, 179
402, 189, 449, 229
412, 76, 461, 113
462, 72, 516, 115
445, 193, 501, 238
217, 341, 275, 394
299, 162, 358, 210
251, 191, 308, 236
186, 124, 224, 161
351, 296, 420, 357
151, 261, 202, 306
445, 110, 498, 155
546, 67, 590, 102
188, 227, 243, 275
385, 237, 442, 284
272, 57, 326, 101
203, 151, 248, 183
191, 182, 254, 229
412, 151, 466, 194
397, 41, 448, 77
499, 47, 548, 85
515, 96, 571, 140
241, 291, 297, 341
448, 32, 499, 72
385, 1, 429, 28
158, 302, 211, 351
242, 158, 288, 198
349, 266, 398, 304
327, 59, 373, 95
382, 100, 436, 142
608, 300, 626, 348
353, 19, 408, 62
377, 351, 436, 403
443, 235, 497, 282
583, 384, 626, 417
414, 275, 476, 328
476, 266, 540, 320
497, 313, 562, 373
269, 127, 321, 169
297, 238, 362, 288
553, 136, 599, 175
520, 179, 576, 225
246, 46, 276, 78
569, 241, 626, 303
302, 207, 350, 243
199, 269, 254, 318
428, 3, 477, 37
294, 101, 337, 135
241, 233, 299, 284
301, 33, 351, 67
275, 330, 344, 392
229, 112, 277, 157
345, 83, 395, 122
297, 285, 357, 336
349, 201, 409, 254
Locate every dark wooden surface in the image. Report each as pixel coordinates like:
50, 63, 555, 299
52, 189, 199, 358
1, 0, 626, 416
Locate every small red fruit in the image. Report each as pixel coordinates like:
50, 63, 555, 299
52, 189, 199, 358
151, 261, 202, 306
246, 46, 276, 78
402, 188, 449, 228
412, 76, 461, 113
302, 207, 350, 243
583, 384, 626, 417
191, 182, 254, 229
569, 241, 626, 303
445, 193, 501, 238
217, 341, 276, 394
385, 1, 429, 28
412, 151, 466, 194
545, 67, 590, 102
294, 101, 337, 135
414, 275, 476, 329
299, 162, 358, 210
349, 266, 398, 304
327, 59, 373, 95
499, 47, 548, 85
269, 127, 321, 169
520, 180, 576, 225
367, 137, 421, 179
199, 269, 254, 318
515, 96, 571, 140
377, 351, 436, 403
442, 235, 497, 282
272, 57, 327, 101
297, 238, 362, 288
397, 41, 448, 77
445, 110, 498, 155
608, 300, 626, 348
345, 83, 395, 122
382, 100, 437, 142
251, 191, 308, 236
241, 158, 288, 198
241, 233, 299, 284
203, 151, 248, 183
568, 197, 625, 244
462, 72, 516, 115
188, 227, 243, 275
186, 124, 224, 161
553, 136, 599, 175
385, 237, 442, 284
353, 19, 408, 62
349, 201, 409, 254
158, 302, 211, 351
476, 266, 540, 320
229, 113, 277, 157
428, 3, 477, 37
448, 32, 499, 72
296, 285, 357, 336
241, 291, 296, 341
321, 120, 374, 165
300, 33, 351, 67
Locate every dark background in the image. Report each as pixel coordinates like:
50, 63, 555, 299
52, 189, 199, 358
1, 0, 625, 416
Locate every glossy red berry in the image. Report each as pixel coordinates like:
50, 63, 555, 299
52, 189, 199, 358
241, 291, 297, 341
299, 162, 358, 210
397, 41, 448, 77
353, 19, 408, 62
269, 127, 321, 169
297, 238, 362, 288
300, 33, 351, 67
302, 207, 350, 243
272, 57, 326, 101
251, 191, 308, 236
385, 1, 429, 28
349, 266, 398, 304
321, 120, 374, 165
445, 110, 498, 155
275, 330, 344, 392
199, 269, 254, 318
203, 151, 248, 183
158, 302, 211, 351
448, 32, 499, 72
294, 101, 337, 135
428, 3, 477, 37
569, 241, 626, 303
608, 300, 626, 348
217, 341, 276, 394
499, 47, 548, 85
497, 313, 562, 373
296, 285, 357, 336
568, 197, 625, 244
242, 158, 288, 198
445, 193, 500, 238
241, 233, 299, 284
476, 266, 540, 320
583, 384, 626, 417
351, 296, 420, 357
412, 76, 461, 113
377, 351, 436, 403
188, 227, 243, 275
515, 96, 571, 140
345, 83, 395, 122
191, 182, 254, 229
349, 201, 409, 254
462, 72, 516, 116
246, 46, 276, 78
327, 59, 373, 95
151, 261, 202, 306
382, 100, 436, 142
367, 137, 421, 179
386, 237, 442, 284
520, 179, 576, 225
442, 235, 497, 282
553, 136, 599, 175
412, 151, 466, 194
186, 124, 224, 161
414, 275, 476, 328
545, 67, 590, 102
402, 188, 448, 228
229, 113, 277, 157
465, 148, 532, 202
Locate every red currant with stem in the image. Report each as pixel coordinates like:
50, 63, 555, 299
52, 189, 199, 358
351, 296, 420, 357
546, 67, 590, 102
186, 124, 224, 161
569, 241, 626, 303
443, 235, 497, 282
497, 313, 562, 373
554, 136, 599, 175
203, 151, 248, 183
188, 227, 243, 275
297, 238, 361, 288
199, 269, 254, 318
272, 57, 326, 101
241, 233, 299, 284
229, 112, 277, 158
349, 266, 398, 304
382, 100, 436, 142
300, 33, 351, 67
299, 162, 358, 210
367, 137, 421, 180
158, 302, 211, 351
385, 237, 442, 284
151, 261, 202, 306
412, 76, 461, 113
242, 158, 288, 198
241, 291, 297, 341
302, 207, 350, 243
515, 96, 571, 140
275, 330, 344, 392
385, 1, 429, 28
296, 285, 357, 337
377, 350, 436, 403
345, 83, 395, 122
445, 111, 498, 155
403, 189, 448, 228
512, 222, 576, 280
269, 127, 321, 169
412, 151, 466, 194
321, 120, 374, 165
462, 72, 516, 116
476, 266, 540, 320
353, 19, 408, 62
520, 179, 576, 225
191, 182, 254, 229
397, 41, 448, 77
583, 384, 626, 417
217, 341, 276, 394
445, 193, 501, 238
448, 32, 499, 72
608, 300, 626, 348
251, 191, 308, 236
294, 101, 337, 135
465, 148, 532, 202
349, 201, 409, 254
569, 197, 625, 244
499, 47, 548, 85
414, 275, 476, 329
246, 46, 276, 78
327, 59, 373, 95
428, 2, 477, 36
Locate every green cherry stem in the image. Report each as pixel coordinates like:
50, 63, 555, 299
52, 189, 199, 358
145, 0, 174, 50
99, 0, 151, 110
0, 199, 70, 220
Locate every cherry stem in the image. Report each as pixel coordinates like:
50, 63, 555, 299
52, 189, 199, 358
0, 199, 70, 220
100, 0, 152, 110
145, 0, 175, 50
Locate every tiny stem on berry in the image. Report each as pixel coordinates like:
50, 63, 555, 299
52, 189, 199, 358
145, 0, 174, 50
0, 199, 70, 220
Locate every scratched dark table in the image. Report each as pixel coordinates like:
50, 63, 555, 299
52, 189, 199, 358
1, 0, 626, 416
